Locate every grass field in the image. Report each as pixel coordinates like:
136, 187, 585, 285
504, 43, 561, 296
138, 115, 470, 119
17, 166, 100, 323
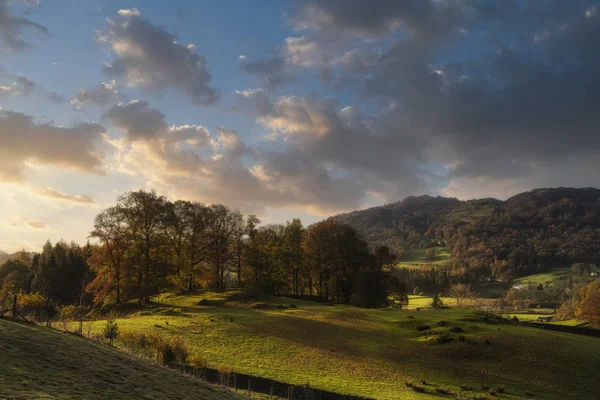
397, 248, 451, 267
64, 291, 600, 400
512, 268, 570, 286
0, 318, 248, 400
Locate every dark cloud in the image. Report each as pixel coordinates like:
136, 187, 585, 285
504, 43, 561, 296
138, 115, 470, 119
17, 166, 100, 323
264, 0, 600, 199
71, 81, 121, 110
240, 56, 295, 91
0, 0, 48, 52
98, 8, 219, 106
289, 0, 473, 40
102, 100, 167, 142
0, 109, 105, 181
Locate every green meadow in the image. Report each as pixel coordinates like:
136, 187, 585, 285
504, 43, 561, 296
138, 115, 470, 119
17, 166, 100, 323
512, 268, 571, 286
397, 248, 451, 268
64, 291, 600, 400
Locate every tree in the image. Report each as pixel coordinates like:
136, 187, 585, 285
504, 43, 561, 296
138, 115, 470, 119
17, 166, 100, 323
88, 207, 130, 304
388, 276, 409, 308
425, 248, 438, 260
206, 205, 242, 289
118, 190, 170, 303
103, 316, 119, 346
449, 283, 475, 308
575, 280, 600, 327
431, 293, 444, 309
283, 219, 305, 296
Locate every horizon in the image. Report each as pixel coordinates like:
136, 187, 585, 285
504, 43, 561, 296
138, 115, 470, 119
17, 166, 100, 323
3, 0, 600, 251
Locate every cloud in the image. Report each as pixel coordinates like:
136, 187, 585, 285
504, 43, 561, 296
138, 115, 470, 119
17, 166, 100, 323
0, 72, 65, 103
0, 0, 48, 52
288, 0, 472, 40
98, 8, 219, 106
0, 109, 105, 181
102, 100, 167, 141
71, 81, 121, 110
25, 220, 45, 229
240, 55, 295, 91
33, 186, 96, 204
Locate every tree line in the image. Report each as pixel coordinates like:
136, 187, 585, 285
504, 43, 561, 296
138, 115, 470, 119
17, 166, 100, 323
0, 190, 402, 311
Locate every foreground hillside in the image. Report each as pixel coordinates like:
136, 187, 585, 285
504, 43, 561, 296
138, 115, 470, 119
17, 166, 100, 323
75, 291, 600, 399
0, 318, 247, 400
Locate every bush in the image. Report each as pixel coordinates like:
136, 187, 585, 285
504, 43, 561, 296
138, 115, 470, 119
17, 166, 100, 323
435, 320, 449, 327
460, 384, 473, 391
171, 335, 189, 365
250, 302, 269, 309
189, 353, 209, 378
416, 325, 431, 331
103, 317, 119, 346
497, 386, 505, 393
451, 326, 463, 333
404, 382, 425, 393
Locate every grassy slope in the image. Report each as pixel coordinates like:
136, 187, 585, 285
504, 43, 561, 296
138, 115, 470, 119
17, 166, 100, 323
0, 318, 247, 400
513, 268, 570, 286
397, 248, 451, 267
74, 291, 600, 400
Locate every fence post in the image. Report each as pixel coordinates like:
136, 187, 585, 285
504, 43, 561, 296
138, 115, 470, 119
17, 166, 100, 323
248, 378, 251, 397
234, 372, 237, 391
270, 385, 273, 399
11, 294, 17, 319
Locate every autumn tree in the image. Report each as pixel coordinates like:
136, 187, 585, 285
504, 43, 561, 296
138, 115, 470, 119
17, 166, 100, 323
449, 283, 475, 308
575, 280, 600, 327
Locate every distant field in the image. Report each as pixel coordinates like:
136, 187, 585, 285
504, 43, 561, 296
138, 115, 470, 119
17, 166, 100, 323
513, 268, 570, 286
396, 248, 451, 267
64, 291, 600, 400
0, 318, 246, 400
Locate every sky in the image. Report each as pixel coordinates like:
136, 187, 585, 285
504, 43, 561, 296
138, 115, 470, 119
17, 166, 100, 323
2, 0, 600, 252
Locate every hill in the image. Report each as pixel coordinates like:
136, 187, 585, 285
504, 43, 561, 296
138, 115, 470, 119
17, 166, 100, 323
68, 291, 600, 400
0, 318, 247, 400
333, 187, 600, 281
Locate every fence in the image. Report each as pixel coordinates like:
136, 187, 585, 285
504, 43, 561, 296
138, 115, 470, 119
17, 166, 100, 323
201, 367, 374, 400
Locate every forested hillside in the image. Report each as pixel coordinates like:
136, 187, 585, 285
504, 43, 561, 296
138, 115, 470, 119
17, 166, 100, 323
334, 188, 600, 282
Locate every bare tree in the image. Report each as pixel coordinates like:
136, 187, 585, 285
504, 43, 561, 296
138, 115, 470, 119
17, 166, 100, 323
449, 283, 475, 308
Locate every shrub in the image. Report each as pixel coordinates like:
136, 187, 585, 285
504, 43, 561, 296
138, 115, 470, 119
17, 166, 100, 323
451, 326, 463, 333
421, 380, 427, 385
431, 294, 445, 309
218, 364, 233, 386
416, 325, 431, 331
171, 335, 189, 365
189, 353, 209, 378
460, 384, 473, 391
497, 386, 505, 393
251, 302, 269, 309
103, 316, 119, 346
435, 320, 449, 327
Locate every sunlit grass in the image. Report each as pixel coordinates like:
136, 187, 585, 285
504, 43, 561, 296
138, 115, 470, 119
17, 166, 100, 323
61, 291, 600, 400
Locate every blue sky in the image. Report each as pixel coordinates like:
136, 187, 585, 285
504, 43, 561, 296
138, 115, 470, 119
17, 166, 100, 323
2, 0, 600, 251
